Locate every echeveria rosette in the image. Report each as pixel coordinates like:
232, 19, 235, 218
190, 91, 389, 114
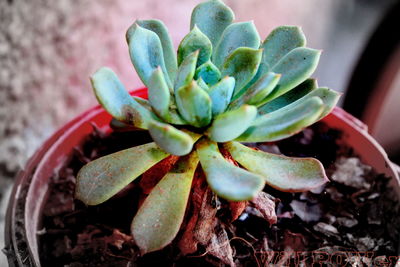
75, 0, 340, 255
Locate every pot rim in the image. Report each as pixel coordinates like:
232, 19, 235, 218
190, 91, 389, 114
4, 88, 399, 266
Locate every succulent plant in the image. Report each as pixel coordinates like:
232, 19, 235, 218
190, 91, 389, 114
76, 0, 340, 255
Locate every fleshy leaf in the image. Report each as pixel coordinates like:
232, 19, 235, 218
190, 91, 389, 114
244, 26, 306, 90
127, 24, 172, 88
148, 120, 201, 156
148, 67, 171, 120
91, 67, 156, 129
174, 50, 199, 92
134, 20, 177, 82
221, 47, 263, 96
75, 143, 169, 205
195, 60, 221, 86
190, 0, 234, 49
213, 21, 261, 69
196, 138, 264, 201
225, 142, 329, 192
175, 80, 212, 127
208, 76, 235, 116
196, 77, 210, 91
178, 26, 212, 67
258, 47, 321, 105
258, 78, 317, 114
260, 26, 306, 71
263, 87, 340, 120
131, 152, 199, 254
229, 72, 281, 109
236, 96, 324, 142
206, 105, 257, 142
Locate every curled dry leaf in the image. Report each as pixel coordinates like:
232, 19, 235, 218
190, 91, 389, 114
178, 170, 217, 255
250, 191, 277, 225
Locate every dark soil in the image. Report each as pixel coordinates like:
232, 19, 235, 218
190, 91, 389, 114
39, 122, 400, 266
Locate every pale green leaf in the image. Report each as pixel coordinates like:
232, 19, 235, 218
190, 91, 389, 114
178, 26, 212, 67
208, 76, 235, 116
91, 67, 156, 129
132, 152, 199, 254
175, 80, 212, 127
75, 143, 169, 205
196, 138, 264, 201
148, 120, 201, 156
225, 142, 329, 192
257, 78, 317, 114
213, 21, 261, 69
259, 47, 321, 105
148, 67, 170, 120
221, 47, 262, 96
261, 26, 306, 71
195, 60, 221, 86
206, 105, 257, 142
174, 50, 199, 92
127, 24, 172, 88
236, 96, 324, 142
134, 19, 177, 82
190, 0, 234, 49
229, 72, 281, 109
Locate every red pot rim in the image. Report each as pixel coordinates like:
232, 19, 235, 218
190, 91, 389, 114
4, 88, 399, 266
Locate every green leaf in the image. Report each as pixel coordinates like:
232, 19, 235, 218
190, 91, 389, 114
174, 50, 199, 92
132, 152, 199, 254
134, 20, 178, 82
178, 26, 212, 67
148, 120, 201, 156
236, 96, 324, 142
190, 0, 234, 49
195, 60, 221, 86
208, 76, 235, 116
259, 47, 321, 104
127, 24, 172, 88
148, 67, 171, 120
261, 26, 306, 71
196, 138, 264, 201
206, 105, 257, 142
75, 143, 169, 205
196, 77, 210, 91
213, 21, 261, 69
221, 47, 263, 96
225, 142, 329, 192
257, 78, 317, 115
175, 81, 212, 127
91, 67, 156, 129
229, 72, 281, 109
263, 87, 340, 120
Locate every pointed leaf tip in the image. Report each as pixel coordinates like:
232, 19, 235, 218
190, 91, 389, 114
175, 81, 212, 128
178, 26, 212, 67
221, 47, 263, 96
148, 120, 199, 156
214, 21, 261, 69
207, 105, 257, 142
75, 142, 169, 205
225, 142, 329, 192
190, 0, 234, 48
196, 138, 264, 201
91, 67, 156, 129
127, 24, 172, 88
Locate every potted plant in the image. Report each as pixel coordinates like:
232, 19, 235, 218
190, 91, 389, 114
5, 0, 399, 266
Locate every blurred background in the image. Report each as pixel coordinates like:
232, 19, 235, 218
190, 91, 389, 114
0, 0, 399, 264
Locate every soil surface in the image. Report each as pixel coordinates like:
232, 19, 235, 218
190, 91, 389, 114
39, 122, 400, 266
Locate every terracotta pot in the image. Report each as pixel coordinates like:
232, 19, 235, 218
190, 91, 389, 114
4, 88, 399, 266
